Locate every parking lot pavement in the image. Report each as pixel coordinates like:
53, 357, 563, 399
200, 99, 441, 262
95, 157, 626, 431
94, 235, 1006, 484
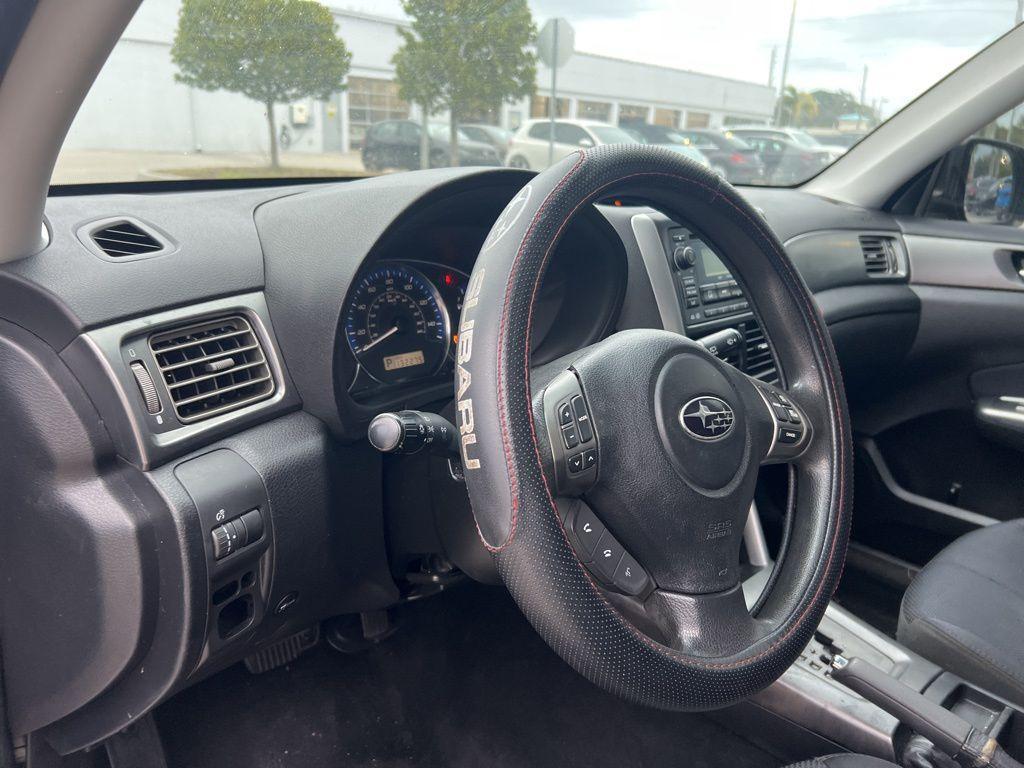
53, 149, 369, 184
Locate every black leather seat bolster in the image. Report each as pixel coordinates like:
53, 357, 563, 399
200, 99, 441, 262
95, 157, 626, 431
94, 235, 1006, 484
898, 519, 1024, 707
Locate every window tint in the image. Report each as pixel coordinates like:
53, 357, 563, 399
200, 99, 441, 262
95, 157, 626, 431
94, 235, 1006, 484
374, 122, 398, 139
554, 122, 589, 145
528, 122, 552, 140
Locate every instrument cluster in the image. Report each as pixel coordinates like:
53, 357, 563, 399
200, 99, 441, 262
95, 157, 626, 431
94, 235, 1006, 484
343, 260, 468, 393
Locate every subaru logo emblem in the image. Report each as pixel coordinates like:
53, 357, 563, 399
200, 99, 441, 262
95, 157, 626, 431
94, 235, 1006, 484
679, 396, 735, 441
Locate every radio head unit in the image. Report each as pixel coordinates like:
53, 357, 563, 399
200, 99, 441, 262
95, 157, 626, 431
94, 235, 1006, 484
665, 226, 750, 326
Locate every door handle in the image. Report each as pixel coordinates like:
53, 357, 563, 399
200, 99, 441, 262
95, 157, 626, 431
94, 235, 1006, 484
975, 396, 1024, 450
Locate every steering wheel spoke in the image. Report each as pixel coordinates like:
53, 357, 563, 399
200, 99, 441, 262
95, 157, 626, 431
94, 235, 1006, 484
648, 585, 766, 657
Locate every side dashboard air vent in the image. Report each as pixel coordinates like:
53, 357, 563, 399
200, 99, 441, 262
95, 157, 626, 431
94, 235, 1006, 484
859, 234, 904, 276
149, 316, 275, 423
741, 320, 778, 384
91, 220, 164, 257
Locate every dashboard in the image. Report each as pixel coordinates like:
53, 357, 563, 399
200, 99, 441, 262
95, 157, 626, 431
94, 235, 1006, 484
0, 166, 922, 753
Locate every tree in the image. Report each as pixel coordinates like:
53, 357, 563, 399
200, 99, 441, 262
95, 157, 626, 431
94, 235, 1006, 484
393, 0, 536, 167
778, 85, 819, 127
171, 0, 351, 168
808, 89, 878, 129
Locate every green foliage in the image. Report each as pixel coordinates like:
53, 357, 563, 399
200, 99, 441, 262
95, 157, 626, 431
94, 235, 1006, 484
393, 0, 536, 160
807, 89, 878, 128
171, 0, 351, 104
171, 0, 351, 165
779, 85, 819, 126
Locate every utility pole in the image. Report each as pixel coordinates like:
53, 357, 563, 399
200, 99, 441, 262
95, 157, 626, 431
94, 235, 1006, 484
857, 64, 868, 131
773, 0, 797, 126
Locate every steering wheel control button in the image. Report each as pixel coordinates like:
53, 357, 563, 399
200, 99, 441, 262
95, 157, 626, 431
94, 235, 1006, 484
571, 506, 605, 559
571, 395, 594, 443
543, 371, 600, 495
592, 531, 626, 580
568, 452, 585, 474
771, 402, 791, 422
558, 401, 574, 426
786, 408, 802, 424
613, 553, 649, 596
778, 427, 802, 444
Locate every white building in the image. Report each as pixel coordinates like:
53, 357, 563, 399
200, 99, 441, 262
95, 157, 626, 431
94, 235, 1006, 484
64, 1, 775, 157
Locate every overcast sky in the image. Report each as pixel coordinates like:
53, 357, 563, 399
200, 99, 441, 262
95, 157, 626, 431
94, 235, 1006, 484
341, 0, 1018, 118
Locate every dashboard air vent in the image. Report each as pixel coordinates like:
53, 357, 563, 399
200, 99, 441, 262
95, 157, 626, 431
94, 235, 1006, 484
149, 316, 275, 423
91, 220, 164, 257
860, 234, 901, 276
741, 320, 778, 384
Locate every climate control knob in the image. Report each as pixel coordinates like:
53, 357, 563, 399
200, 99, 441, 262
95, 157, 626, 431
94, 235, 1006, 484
673, 245, 696, 269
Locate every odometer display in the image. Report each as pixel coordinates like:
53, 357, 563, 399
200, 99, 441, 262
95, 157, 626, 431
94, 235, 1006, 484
344, 265, 449, 385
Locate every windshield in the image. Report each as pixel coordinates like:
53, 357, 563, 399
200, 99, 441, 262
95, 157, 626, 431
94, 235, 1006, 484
54, 0, 1014, 187
786, 129, 821, 148
589, 125, 641, 144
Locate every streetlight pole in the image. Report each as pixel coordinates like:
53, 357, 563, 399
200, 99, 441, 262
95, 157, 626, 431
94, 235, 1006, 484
773, 0, 797, 126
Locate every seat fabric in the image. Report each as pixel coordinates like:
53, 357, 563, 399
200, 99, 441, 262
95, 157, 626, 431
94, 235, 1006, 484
782, 755, 897, 768
898, 519, 1024, 707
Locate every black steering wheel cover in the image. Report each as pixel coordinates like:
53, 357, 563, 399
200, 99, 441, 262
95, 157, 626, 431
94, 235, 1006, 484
456, 145, 852, 710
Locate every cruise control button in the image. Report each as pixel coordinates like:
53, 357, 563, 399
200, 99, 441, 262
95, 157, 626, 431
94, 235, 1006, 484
613, 553, 649, 595
778, 427, 802, 444
571, 395, 594, 442
568, 452, 584, 474
572, 506, 605, 559
592, 531, 626, 580
558, 401, 574, 426
785, 408, 801, 424
771, 403, 790, 422
562, 424, 580, 449
582, 448, 598, 470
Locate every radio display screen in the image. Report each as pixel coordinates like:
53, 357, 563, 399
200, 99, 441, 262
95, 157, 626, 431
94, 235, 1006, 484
699, 244, 730, 279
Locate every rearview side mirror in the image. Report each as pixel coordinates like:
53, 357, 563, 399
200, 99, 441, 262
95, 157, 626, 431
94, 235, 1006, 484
925, 138, 1024, 226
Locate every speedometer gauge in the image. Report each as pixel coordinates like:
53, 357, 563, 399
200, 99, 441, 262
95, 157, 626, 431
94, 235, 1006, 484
344, 264, 450, 385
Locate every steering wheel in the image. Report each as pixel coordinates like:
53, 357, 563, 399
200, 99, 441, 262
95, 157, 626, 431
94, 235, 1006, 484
455, 145, 852, 711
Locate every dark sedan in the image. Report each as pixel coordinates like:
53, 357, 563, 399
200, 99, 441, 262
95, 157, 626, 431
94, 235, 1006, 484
362, 120, 501, 171
673, 128, 766, 184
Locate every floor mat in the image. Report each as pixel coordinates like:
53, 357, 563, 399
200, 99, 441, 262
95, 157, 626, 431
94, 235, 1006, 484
156, 582, 778, 768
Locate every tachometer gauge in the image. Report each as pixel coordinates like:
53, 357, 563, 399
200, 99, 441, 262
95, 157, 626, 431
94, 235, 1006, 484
344, 264, 450, 385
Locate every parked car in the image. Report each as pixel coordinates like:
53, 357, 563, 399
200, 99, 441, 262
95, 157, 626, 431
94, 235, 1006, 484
672, 128, 766, 184
621, 125, 713, 169
362, 120, 501, 171
728, 125, 847, 160
505, 119, 641, 170
806, 128, 868, 150
736, 133, 832, 184
458, 124, 513, 156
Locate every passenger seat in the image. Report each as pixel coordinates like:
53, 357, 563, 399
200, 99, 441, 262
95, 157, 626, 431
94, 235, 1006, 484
898, 519, 1024, 706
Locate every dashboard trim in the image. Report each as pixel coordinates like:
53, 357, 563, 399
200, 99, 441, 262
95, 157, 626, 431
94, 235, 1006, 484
630, 213, 686, 334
